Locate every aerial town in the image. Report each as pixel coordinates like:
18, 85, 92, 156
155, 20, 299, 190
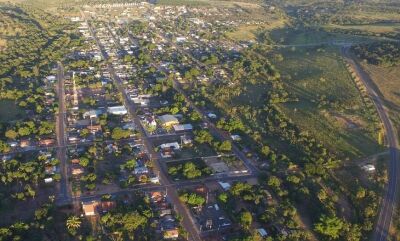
1, 0, 400, 240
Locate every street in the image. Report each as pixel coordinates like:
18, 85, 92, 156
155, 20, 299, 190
56, 62, 71, 204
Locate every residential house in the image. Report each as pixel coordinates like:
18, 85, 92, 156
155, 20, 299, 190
173, 124, 193, 132
82, 200, 100, 216
163, 229, 179, 239
107, 106, 128, 115
39, 138, 55, 146
159, 115, 179, 128
72, 166, 84, 175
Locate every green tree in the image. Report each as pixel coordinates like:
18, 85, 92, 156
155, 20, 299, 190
66, 216, 81, 235
111, 127, 132, 140
314, 215, 344, 239
182, 162, 202, 179
18, 127, 31, 136
217, 140, 232, 152
218, 192, 228, 203
261, 145, 270, 156
194, 130, 213, 144
267, 176, 281, 190
80, 157, 90, 167
123, 159, 137, 170
0, 140, 10, 153
179, 192, 205, 207
239, 211, 252, 230
122, 212, 147, 239
5, 129, 18, 140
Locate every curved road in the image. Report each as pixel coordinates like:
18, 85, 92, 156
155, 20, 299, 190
343, 46, 399, 241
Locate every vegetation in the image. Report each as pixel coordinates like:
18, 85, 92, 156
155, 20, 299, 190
352, 41, 400, 67
179, 191, 205, 207
167, 160, 211, 180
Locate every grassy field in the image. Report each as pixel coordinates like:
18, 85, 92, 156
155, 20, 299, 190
226, 21, 287, 41
270, 27, 378, 45
324, 23, 400, 35
271, 46, 382, 158
0, 100, 25, 122
157, 0, 263, 7
156, 0, 210, 6
0, 38, 6, 49
359, 62, 400, 125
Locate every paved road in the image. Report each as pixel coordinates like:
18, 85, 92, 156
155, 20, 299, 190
343, 47, 400, 241
56, 62, 71, 204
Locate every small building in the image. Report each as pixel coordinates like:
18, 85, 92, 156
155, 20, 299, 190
101, 200, 116, 213
72, 167, 84, 175
257, 228, 268, 238
176, 36, 186, 43
150, 176, 160, 184
107, 106, 128, 115
143, 115, 157, 127
45, 165, 57, 175
82, 200, 100, 216
159, 115, 179, 128
87, 125, 102, 132
207, 113, 217, 119
163, 229, 179, 239
231, 135, 241, 141
39, 139, 55, 146
44, 177, 53, 183
134, 166, 149, 175
20, 139, 31, 148
362, 164, 376, 172
181, 136, 192, 145
150, 191, 164, 203
173, 124, 193, 132
46, 75, 56, 82
160, 142, 180, 150
83, 109, 103, 119
71, 159, 80, 164
8, 141, 18, 148
218, 181, 231, 191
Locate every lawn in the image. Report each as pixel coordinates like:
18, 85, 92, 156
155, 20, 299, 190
324, 23, 400, 35
0, 100, 25, 122
359, 62, 400, 125
271, 46, 382, 158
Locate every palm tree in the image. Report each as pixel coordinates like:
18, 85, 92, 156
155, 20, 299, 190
66, 216, 81, 235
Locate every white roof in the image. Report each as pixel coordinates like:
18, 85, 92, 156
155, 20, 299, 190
362, 164, 375, 172
173, 124, 193, 131
44, 178, 53, 183
218, 181, 231, 191
107, 106, 127, 115
160, 142, 180, 150
257, 228, 268, 237
231, 135, 241, 141
159, 114, 178, 124
207, 113, 217, 118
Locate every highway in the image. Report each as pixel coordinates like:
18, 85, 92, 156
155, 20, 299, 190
343, 46, 400, 241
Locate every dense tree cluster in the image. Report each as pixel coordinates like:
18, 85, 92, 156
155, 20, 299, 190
168, 161, 211, 180
352, 41, 400, 67
0, 198, 69, 241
